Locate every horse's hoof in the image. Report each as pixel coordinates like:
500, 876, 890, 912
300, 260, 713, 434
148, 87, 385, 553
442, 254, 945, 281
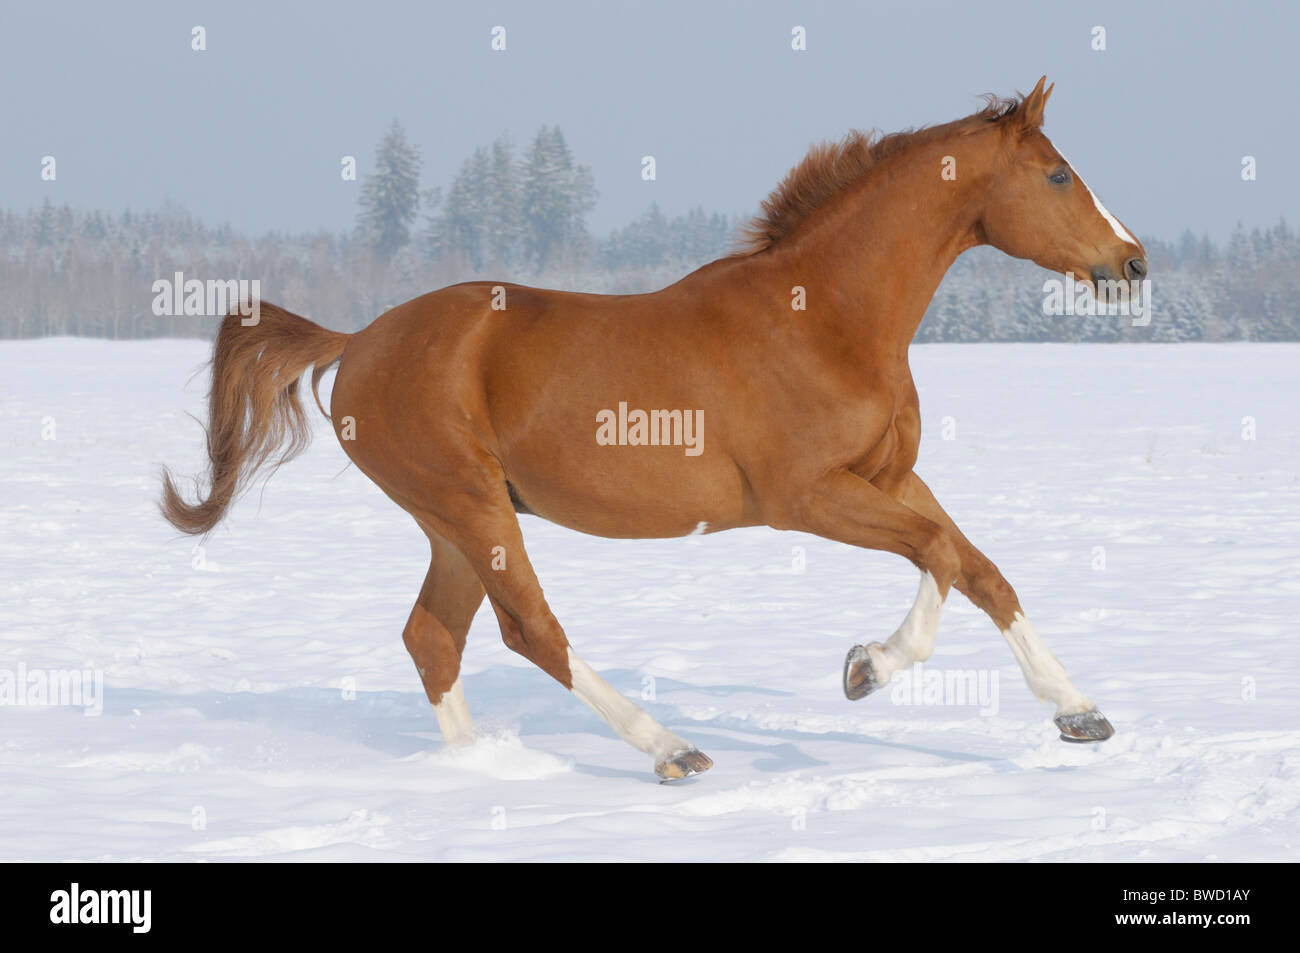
655, 747, 713, 781
1055, 708, 1115, 743
844, 643, 884, 700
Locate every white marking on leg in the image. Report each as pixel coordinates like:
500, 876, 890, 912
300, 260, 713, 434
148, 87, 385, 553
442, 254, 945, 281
566, 647, 690, 761
1000, 612, 1094, 715
1050, 142, 1138, 245
687, 521, 708, 536
433, 677, 476, 747
867, 571, 945, 686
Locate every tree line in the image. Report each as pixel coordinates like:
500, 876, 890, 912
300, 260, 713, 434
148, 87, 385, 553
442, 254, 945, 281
1, 120, 1297, 341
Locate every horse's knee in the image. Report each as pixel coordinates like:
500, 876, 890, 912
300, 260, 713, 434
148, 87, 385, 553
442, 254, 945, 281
495, 610, 572, 684
497, 612, 528, 655
967, 561, 1021, 628
918, 524, 961, 591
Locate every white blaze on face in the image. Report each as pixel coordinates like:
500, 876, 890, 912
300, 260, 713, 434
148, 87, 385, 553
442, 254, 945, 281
1049, 139, 1138, 246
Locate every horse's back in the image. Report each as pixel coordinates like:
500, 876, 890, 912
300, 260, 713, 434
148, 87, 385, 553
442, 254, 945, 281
329, 280, 757, 537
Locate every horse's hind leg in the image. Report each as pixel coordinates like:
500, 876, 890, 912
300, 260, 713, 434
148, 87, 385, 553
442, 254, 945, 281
404, 532, 486, 746
414, 481, 711, 780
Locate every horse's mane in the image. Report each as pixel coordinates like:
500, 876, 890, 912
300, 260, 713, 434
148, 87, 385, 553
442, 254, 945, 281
734, 94, 1024, 255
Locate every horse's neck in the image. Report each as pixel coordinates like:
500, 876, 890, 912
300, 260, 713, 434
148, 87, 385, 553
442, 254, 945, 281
760, 139, 990, 356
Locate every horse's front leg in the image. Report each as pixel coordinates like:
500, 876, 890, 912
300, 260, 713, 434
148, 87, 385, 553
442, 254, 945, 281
786, 469, 963, 697
898, 472, 1114, 743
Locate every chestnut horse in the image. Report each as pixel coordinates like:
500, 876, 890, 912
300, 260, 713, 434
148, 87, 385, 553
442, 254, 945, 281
162, 78, 1144, 780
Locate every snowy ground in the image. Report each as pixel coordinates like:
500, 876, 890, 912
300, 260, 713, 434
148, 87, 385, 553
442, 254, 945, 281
1, 338, 1297, 862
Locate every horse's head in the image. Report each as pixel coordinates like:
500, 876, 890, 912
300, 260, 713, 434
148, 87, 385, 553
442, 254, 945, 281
980, 77, 1147, 299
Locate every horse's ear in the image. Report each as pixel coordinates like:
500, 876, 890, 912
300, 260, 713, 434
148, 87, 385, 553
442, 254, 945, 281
1018, 76, 1053, 131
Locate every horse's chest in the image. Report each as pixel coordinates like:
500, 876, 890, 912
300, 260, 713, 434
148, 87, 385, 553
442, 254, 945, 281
850, 403, 920, 489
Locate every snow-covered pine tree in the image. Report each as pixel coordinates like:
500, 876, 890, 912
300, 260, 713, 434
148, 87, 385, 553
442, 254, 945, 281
419, 186, 446, 261
356, 120, 423, 259
485, 135, 523, 268
521, 126, 597, 269
442, 147, 491, 270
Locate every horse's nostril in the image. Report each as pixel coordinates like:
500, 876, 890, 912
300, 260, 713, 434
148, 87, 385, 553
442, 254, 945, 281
1124, 257, 1147, 280
1090, 265, 1116, 285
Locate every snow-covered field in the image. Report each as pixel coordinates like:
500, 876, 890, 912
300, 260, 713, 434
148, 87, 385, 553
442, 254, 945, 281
2, 338, 1297, 862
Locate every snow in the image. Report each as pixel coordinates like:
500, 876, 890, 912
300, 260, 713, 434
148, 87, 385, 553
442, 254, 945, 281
1, 337, 1297, 861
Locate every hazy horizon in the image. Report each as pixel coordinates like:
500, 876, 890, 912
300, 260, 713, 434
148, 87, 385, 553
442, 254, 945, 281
3, 0, 1296, 244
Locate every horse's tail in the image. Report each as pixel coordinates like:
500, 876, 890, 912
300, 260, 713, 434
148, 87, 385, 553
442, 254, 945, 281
159, 302, 351, 536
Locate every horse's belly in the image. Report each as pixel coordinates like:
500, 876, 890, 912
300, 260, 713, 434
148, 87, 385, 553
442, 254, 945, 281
499, 445, 750, 539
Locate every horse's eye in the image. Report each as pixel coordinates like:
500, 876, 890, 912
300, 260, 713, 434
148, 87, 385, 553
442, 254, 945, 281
1049, 169, 1071, 186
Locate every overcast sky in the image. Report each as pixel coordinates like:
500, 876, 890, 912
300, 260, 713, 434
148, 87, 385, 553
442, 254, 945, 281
2, 0, 1295, 243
